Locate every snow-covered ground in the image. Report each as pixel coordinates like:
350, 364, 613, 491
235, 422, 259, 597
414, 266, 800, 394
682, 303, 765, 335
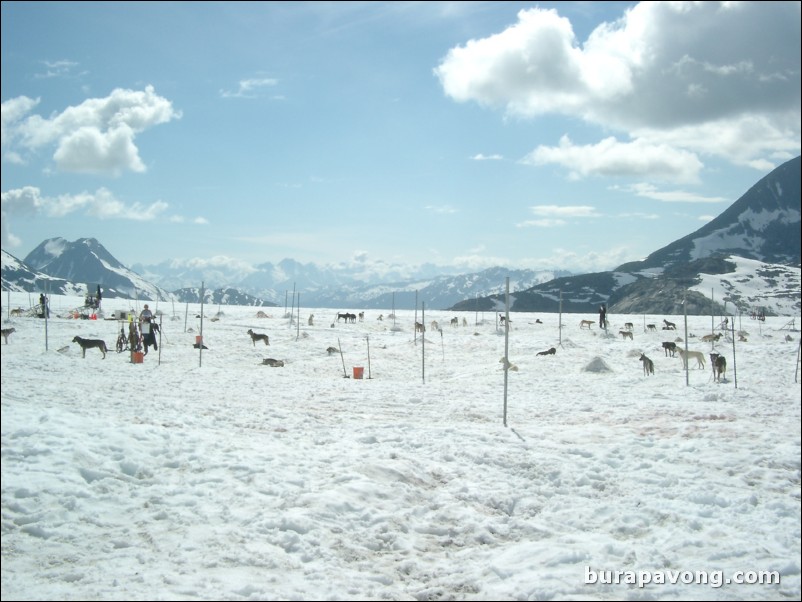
2, 293, 800, 601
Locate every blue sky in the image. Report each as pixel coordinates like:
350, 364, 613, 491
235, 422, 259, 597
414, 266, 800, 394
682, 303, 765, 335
2, 1, 800, 279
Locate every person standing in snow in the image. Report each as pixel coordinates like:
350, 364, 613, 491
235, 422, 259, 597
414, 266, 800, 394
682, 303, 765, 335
139, 304, 158, 355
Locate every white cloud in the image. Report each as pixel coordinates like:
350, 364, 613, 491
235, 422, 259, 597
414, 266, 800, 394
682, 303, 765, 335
624, 183, 729, 204
168, 255, 256, 275
618, 212, 660, 220
34, 59, 81, 79
436, 2, 801, 171
220, 78, 279, 98
470, 153, 503, 161
523, 246, 636, 273
4, 85, 180, 175
521, 135, 704, 183
53, 124, 146, 174
450, 253, 511, 272
516, 204, 599, 228
516, 218, 566, 228
1, 96, 40, 163
0, 186, 199, 249
527, 205, 599, 218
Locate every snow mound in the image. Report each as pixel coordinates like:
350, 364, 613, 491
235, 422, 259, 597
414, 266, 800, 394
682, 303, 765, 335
583, 356, 613, 373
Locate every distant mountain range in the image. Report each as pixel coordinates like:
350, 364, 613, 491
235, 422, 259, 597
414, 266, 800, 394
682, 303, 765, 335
0, 240, 567, 310
453, 155, 801, 316
2, 156, 800, 315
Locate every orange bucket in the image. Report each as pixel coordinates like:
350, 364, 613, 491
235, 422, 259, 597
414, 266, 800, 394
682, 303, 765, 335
195, 335, 203, 345
353, 366, 364, 379
132, 351, 144, 364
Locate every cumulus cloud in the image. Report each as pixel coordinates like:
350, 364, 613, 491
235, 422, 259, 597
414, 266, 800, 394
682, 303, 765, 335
167, 255, 257, 275
2, 85, 181, 174
1, 186, 166, 220
435, 2, 801, 174
522, 135, 704, 183
1, 96, 40, 163
0, 186, 203, 249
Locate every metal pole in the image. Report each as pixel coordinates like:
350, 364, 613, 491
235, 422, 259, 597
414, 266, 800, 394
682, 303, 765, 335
158, 314, 163, 366
292, 283, 297, 326
683, 290, 689, 387
558, 289, 563, 346
199, 281, 204, 367
421, 302, 425, 384
503, 277, 510, 427
338, 337, 348, 378
366, 335, 372, 379
296, 292, 301, 340
730, 314, 738, 389
711, 287, 715, 342
414, 290, 418, 346
43, 285, 49, 352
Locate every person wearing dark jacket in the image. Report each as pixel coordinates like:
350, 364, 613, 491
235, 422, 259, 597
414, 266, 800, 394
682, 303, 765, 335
139, 304, 158, 354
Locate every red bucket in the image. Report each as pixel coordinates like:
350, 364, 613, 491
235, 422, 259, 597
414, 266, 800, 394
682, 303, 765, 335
353, 366, 364, 379
132, 351, 144, 364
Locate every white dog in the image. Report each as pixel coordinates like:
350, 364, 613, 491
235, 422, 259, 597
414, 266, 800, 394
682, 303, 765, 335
677, 348, 706, 369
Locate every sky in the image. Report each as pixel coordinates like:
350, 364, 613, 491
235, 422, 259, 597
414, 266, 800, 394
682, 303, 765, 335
1, 293, 800, 600
1, 1, 800, 280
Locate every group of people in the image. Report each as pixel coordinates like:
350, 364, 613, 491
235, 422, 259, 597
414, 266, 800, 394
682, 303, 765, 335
85, 285, 102, 310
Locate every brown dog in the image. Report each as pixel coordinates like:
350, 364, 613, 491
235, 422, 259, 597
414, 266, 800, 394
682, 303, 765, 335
1, 327, 15, 344
72, 336, 108, 359
639, 353, 654, 376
